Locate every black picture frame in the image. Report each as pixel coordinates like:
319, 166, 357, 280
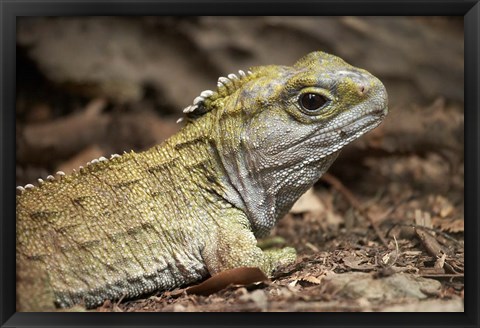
1, 1, 478, 328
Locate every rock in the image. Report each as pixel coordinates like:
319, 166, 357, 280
323, 272, 442, 301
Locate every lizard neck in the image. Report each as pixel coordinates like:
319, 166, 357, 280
170, 112, 342, 238
214, 131, 341, 237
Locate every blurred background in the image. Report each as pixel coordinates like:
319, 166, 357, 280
15, 17, 464, 311
16, 16, 463, 182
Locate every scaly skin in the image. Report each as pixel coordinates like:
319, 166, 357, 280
16, 51, 388, 311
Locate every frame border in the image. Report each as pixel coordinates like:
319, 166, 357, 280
1, 1, 478, 327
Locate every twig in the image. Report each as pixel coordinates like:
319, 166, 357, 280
321, 172, 389, 247
394, 223, 463, 246
419, 273, 464, 279
113, 293, 127, 311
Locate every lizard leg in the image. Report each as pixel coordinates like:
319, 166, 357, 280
262, 247, 297, 271
202, 210, 296, 276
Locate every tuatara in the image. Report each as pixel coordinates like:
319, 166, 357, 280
16, 51, 388, 311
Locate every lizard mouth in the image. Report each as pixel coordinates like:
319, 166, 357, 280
302, 106, 387, 152
264, 105, 387, 158
337, 108, 386, 137
318, 105, 387, 137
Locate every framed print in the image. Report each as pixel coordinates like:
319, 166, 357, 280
1, 1, 478, 327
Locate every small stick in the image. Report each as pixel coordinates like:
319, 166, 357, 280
419, 273, 464, 279
395, 223, 463, 246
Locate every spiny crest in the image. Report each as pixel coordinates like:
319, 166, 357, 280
178, 68, 255, 123
16, 152, 128, 195
16, 171, 66, 195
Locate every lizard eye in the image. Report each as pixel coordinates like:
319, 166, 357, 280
299, 93, 328, 114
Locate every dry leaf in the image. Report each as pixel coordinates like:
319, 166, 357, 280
432, 217, 464, 233
429, 195, 455, 218
186, 267, 269, 296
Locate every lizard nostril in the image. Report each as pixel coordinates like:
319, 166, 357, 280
357, 83, 368, 96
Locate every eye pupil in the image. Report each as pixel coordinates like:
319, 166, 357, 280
300, 93, 327, 112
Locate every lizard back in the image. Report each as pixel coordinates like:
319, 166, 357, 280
16, 125, 229, 309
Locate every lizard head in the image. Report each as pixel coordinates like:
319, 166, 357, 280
184, 51, 388, 236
